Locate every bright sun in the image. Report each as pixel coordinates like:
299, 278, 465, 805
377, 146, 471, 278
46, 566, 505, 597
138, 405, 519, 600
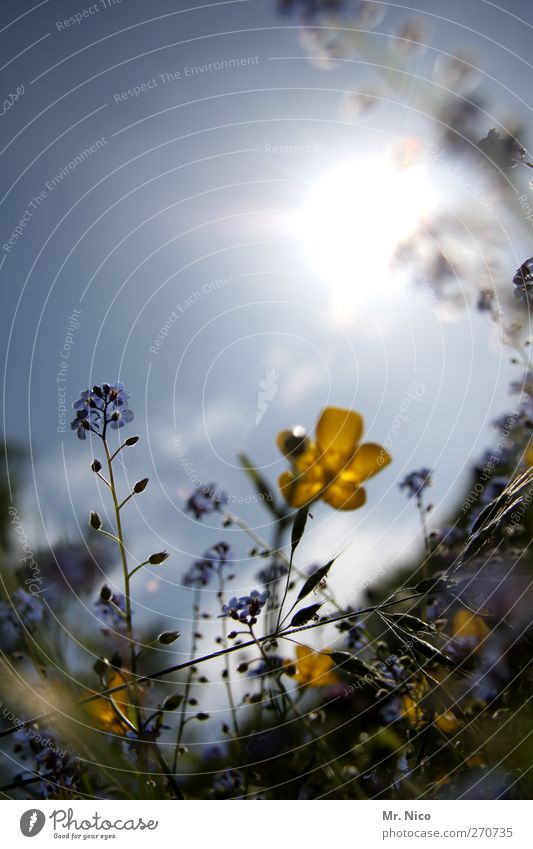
293, 156, 434, 322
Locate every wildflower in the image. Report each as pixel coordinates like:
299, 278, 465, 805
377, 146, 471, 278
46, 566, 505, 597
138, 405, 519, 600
220, 589, 269, 625
256, 560, 288, 586
479, 128, 533, 170
277, 407, 391, 510
477, 289, 495, 313
183, 542, 232, 587
285, 644, 337, 688
185, 483, 228, 519
13, 589, 44, 624
210, 769, 245, 799
434, 710, 461, 734
449, 608, 489, 656
399, 467, 432, 498
95, 589, 127, 632
513, 257, 533, 303
71, 382, 134, 439
83, 669, 136, 735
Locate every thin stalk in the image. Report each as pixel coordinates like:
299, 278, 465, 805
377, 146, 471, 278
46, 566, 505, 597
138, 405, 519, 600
0, 591, 425, 740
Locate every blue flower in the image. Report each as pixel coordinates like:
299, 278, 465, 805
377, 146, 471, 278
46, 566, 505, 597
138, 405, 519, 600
399, 468, 432, 499
185, 483, 228, 519
71, 383, 134, 439
221, 589, 269, 624
109, 406, 134, 430
513, 257, 533, 303
183, 542, 232, 587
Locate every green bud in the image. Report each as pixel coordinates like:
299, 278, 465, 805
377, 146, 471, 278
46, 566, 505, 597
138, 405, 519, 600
158, 630, 181, 645
162, 694, 183, 711
148, 551, 169, 565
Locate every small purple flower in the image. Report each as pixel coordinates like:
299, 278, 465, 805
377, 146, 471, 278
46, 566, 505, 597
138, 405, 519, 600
185, 483, 228, 520
95, 590, 127, 632
221, 589, 269, 625
13, 589, 44, 624
71, 382, 134, 439
399, 468, 432, 499
513, 257, 533, 304
183, 543, 232, 588
109, 406, 134, 430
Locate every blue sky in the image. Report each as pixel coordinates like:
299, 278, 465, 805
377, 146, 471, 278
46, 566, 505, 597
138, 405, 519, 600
2, 0, 533, 630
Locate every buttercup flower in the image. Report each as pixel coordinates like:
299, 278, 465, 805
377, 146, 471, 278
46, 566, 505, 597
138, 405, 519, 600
277, 407, 391, 510
286, 644, 337, 688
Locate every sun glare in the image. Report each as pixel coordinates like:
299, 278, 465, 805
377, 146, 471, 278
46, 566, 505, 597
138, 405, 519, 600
294, 157, 434, 322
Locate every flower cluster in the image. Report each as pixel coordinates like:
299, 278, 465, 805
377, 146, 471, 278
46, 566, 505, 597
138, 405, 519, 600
71, 382, 134, 439
183, 542, 232, 588
277, 406, 391, 510
221, 589, 269, 625
185, 483, 228, 519
513, 257, 533, 304
399, 467, 432, 498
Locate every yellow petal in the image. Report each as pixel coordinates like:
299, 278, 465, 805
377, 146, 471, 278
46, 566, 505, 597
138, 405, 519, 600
349, 442, 391, 482
452, 609, 489, 643
434, 710, 461, 734
83, 671, 135, 735
322, 475, 366, 511
525, 440, 533, 467
278, 469, 324, 508
401, 695, 424, 727
293, 645, 337, 687
292, 440, 321, 473
316, 407, 363, 469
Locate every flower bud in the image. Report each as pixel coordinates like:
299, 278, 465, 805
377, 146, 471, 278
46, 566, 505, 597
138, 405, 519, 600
162, 694, 183, 711
125, 436, 139, 446
90, 511, 102, 530
133, 478, 149, 494
91, 459, 102, 473
158, 630, 181, 645
99, 585, 112, 603
148, 551, 169, 565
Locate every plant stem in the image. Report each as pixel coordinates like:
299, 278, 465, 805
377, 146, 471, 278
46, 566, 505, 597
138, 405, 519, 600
102, 437, 141, 729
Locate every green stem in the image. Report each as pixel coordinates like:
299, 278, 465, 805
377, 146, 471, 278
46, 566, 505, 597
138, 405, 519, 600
103, 437, 140, 728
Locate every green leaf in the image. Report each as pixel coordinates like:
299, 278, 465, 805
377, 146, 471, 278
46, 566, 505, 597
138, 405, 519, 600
237, 451, 281, 517
290, 602, 323, 627
162, 694, 183, 711
296, 559, 335, 602
290, 505, 309, 565
329, 651, 376, 679
400, 631, 454, 666
383, 612, 436, 633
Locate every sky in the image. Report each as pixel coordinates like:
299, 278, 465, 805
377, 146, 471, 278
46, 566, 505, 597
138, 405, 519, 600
2, 0, 533, 634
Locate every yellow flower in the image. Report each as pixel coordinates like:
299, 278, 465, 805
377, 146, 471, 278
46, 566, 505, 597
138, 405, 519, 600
286, 644, 338, 688
277, 407, 391, 510
451, 609, 489, 650
401, 694, 425, 728
434, 710, 461, 734
84, 670, 137, 735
